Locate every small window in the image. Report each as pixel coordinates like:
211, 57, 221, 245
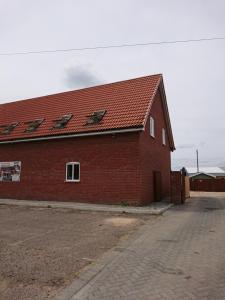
162, 128, 166, 145
52, 113, 73, 129
85, 110, 106, 125
150, 116, 155, 137
66, 162, 80, 182
0, 122, 19, 135
24, 118, 44, 133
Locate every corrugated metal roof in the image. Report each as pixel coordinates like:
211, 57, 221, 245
187, 167, 225, 176
189, 172, 216, 179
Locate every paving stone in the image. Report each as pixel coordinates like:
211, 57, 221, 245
57, 193, 225, 300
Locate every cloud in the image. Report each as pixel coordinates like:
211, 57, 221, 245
0, 0, 224, 166
64, 64, 102, 90
199, 142, 206, 147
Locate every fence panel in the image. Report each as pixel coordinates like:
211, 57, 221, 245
190, 178, 225, 192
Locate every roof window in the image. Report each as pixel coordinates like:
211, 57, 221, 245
24, 118, 44, 133
0, 122, 19, 135
86, 110, 106, 125
51, 113, 73, 129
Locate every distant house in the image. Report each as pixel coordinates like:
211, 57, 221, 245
0, 74, 175, 205
187, 167, 225, 180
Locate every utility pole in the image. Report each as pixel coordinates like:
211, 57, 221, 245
196, 149, 199, 173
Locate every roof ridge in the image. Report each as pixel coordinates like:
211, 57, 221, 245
0, 74, 162, 106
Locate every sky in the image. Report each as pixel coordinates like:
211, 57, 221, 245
0, 0, 225, 169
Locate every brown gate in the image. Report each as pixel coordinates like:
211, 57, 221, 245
170, 171, 189, 204
153, 171, 162, 202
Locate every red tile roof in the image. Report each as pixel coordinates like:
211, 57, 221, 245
0, 74, 174, 149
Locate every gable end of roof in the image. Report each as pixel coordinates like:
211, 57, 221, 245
143, 76, 175, 151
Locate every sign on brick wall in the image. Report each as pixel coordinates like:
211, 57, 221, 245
0, 161, 21, 182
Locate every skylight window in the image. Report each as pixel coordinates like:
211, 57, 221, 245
0, 122, 19, 135
24, 118, 44, 133
86, 110, 106, 125
51, 113, 73, 129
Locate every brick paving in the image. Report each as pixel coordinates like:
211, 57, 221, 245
59, 192, 225, 300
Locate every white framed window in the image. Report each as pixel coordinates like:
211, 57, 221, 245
162, 128, 166, 145
150, 116, 155, 137
66, 162, 80, 182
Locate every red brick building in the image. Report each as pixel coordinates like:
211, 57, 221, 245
0, 74, 175, 205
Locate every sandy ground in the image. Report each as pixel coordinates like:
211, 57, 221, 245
0, 204, 151, 300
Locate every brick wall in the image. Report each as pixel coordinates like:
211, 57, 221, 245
139, 90, 172, 204
0, 133, 141, 205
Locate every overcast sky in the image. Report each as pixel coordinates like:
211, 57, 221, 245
0, 0, 225, 169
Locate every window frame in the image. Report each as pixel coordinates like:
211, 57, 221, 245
150, 116, 155, 138
162, 128, 166, 145
65, 162, 80, 182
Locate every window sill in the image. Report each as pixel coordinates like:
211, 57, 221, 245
65, 180, 80, 183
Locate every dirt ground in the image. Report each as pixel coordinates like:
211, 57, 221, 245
0, 204, 151, 300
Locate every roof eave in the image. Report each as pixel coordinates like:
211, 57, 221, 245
158, 79, 175, 151
0, 126, 144, 144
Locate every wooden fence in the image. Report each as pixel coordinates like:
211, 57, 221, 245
190, 178, 225, 192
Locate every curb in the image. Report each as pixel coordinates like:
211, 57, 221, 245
0, 199, 173, 215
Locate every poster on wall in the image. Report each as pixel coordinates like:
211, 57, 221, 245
0, 161, 21, 182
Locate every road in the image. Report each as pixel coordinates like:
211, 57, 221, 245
60, 192, 225, 300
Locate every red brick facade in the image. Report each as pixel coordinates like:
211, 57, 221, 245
0, 133, 141, 204
140, 90, 171, 204
0, 90, 172, 205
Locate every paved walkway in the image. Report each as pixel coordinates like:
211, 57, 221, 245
0, 198, 172, 215
56, 192, 225, 300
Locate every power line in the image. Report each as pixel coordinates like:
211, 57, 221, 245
0, 36, 225, 56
